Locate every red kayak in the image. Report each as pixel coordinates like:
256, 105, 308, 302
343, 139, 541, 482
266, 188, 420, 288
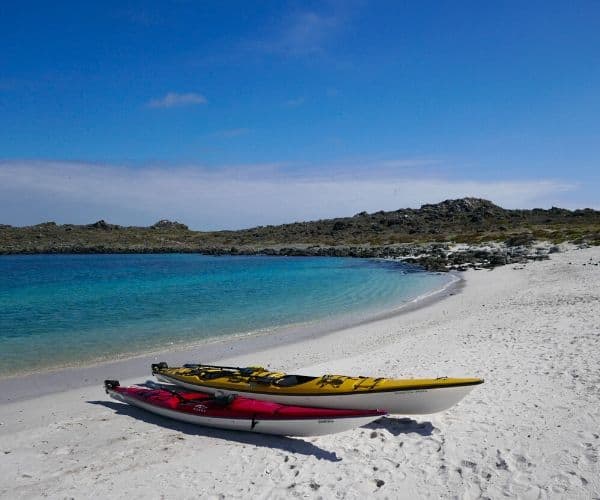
105, 380, 386, 436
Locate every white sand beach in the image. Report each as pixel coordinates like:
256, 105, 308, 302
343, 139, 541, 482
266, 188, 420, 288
1, 246, 599, 499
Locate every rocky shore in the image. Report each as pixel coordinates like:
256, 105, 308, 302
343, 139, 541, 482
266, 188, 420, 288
196, 240, 560, 272
2, 198, 598, 272
0, 239, 566, 272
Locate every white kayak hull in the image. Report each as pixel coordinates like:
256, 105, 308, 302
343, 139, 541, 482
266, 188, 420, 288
155, 374, 477, 415
108, 389, 382, 436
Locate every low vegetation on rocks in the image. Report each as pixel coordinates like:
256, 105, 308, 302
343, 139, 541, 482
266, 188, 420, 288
1, 198, 599, 271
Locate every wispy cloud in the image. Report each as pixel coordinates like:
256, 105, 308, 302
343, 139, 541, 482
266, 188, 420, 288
0, 160, 583, 230
188, 4, 356, 67
272, 11, 339, 55
247, 4, 351, 57
147, 92, 207, 109
284, 97, 305, 108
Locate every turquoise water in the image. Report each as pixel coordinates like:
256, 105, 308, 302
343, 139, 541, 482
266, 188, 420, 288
0, 254, 451, 375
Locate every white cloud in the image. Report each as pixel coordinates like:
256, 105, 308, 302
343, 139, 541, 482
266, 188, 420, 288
274, 11, 338, 55
248, 6, 349, 57
284, 97, 305, 108
0, 160, 583, 230
147, 92, 207, 109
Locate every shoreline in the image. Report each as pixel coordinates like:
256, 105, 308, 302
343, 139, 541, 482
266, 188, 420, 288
0, 240, 572, 272
1, 246, 599, 498
0, 271, 462, 404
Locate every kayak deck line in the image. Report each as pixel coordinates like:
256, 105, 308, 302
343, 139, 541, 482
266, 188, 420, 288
156, 372, 484, 396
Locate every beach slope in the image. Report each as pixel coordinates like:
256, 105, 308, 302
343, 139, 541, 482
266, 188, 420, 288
1, 247, 599, 499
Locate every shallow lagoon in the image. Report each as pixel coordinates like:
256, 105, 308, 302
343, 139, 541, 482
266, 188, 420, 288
0, 254, 451, 374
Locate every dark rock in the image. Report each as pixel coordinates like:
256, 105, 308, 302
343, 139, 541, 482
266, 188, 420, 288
151, 220, 189, 230
88, 220, 115, 230
420, 197, 503, 215
489, 253, 508, 266
505, 233, 535, 247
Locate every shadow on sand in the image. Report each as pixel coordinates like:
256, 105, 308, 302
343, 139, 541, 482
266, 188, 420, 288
88, 399, 342, 462
365, 416, 436, 436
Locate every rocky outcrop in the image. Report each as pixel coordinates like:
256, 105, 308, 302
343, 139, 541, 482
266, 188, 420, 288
151, 220, 189, 230
1, 199, 598, 271
232, 241, 555, 272
155, 241, 555, 272
419, 197, 504, 216
88, 220, 119, 230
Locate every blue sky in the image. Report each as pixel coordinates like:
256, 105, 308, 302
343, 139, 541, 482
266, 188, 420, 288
1, 1, 599, 228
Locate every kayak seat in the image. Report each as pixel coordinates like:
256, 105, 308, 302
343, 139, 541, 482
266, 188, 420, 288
275, 375, 317, 387
274, 375, 298, 387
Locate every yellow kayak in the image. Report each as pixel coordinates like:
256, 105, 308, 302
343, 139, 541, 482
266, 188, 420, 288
152, 362, 483, 415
